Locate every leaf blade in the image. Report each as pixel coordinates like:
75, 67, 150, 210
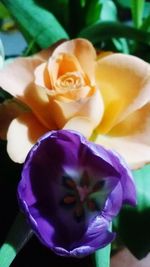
2, 0, 69, 49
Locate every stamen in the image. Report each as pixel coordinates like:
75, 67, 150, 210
62, 175, 76, 190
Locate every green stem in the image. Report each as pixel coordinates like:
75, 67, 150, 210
94, 223, 112, 267
95, 244, 111, 267
0, 212, 33, 267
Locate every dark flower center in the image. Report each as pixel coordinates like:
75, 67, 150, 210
61, 171, 105, 222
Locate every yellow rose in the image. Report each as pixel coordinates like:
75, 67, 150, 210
0, 38, 150, 169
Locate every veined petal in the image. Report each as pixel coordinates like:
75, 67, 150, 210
52, 38, 96, 83
0, 57, 44, 100
7, 113, 48, 163
95, 53, 150, 134
0, 98, 28, 139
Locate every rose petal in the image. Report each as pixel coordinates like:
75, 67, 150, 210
95, 134, 150, 169
33, 39, 67, 61
34, 62, 51, 89
0, 57, 44, 100
95, 103, 150, 169
108, 103, 150, 140
0, 98, 28, 139
95, 54, 150, 134
48, 53, 84, 86
24, 84, 57, 129
53, 88, 103, 131
52, 38, 96, 83
63, 117, 95, 138
7, 113, 48, 163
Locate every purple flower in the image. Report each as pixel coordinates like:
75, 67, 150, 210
18, 130, 136, 258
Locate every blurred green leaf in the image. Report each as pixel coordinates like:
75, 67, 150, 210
85, 0, 117, 27
0, 2, 9, 19
131, 0, 145, 28
85, 0, 103, 26
141, 14, 150, 31
2, 0, 69, 49
113, 164, 150, 259
79, 22, 150, 46
100, 0, 118, 22
143, 2, 150, 19
33, 0, 69, 34
115, 0, 131, 8
112, 38, 129, 53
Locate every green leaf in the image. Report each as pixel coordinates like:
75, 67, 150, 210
113, 164, 150, 259
115, 0, 131, 8
0, 2, 9, 19
85, 0, 117, 27
112, 38, 129, 54
0, 213, 32, 267
141, 14, 150, 31
33, 0, 69, 34
143, 2, 150, 19
85, 0, 103, 26
131, 0, 145, 28
2, 0, 69, 49
94, 223, 112, 267
100, 0, 118, 22
78, 22, 150, 46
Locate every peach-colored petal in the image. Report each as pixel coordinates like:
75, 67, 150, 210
52, 38, 96, 83
111, 248, 150, 267
95, 53, 150, 134
55, 86, 91, 101
33, 39, 67, 61
109, 103, 150, 138
34, 62, 51, 89
52, 88, 104, 130
94, 103, 150, 169
48, 53, 84, 87
95, 134, 150, 169
7, 113, 48, 163
95, 104, 150, 169
0, 57, 45, 100
63, 117, 95, 138
0, 98, 28, 139
24, 84, 57, 129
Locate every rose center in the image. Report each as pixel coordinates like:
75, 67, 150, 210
55, 72, 85, 90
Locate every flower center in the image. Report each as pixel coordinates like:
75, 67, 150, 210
61, 171, 105, 222
55, 72, 85, 91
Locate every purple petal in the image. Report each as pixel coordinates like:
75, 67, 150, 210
18, 129, 136, 258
